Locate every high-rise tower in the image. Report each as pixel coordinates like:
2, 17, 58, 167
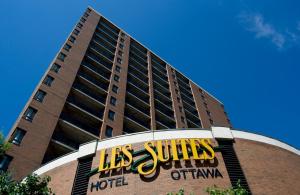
3, 7, 230, 180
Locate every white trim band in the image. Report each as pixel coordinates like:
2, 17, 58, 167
33, 128, 300, 176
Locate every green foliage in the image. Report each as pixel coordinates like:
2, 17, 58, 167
206, 180, 248, 195
167, 181, 248, 195
0, 171, 15, 194
0, 132, 11, 156
167, 188, 194, 195
0, 171, 54, 195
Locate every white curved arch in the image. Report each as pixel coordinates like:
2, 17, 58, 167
33, 128, 299, 176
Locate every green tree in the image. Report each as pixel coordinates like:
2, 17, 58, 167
206, 180, 248, 195
0, 172, 55, 195
167, 188, 194, 195
0, 131, 11, 156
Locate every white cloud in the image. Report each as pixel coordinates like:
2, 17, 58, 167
239, 12, 286, 49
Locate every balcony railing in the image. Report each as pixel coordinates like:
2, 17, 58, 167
60, 113, 100, 137
52, 131, 79, 150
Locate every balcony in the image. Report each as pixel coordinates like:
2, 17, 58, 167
182, 101, 198, 116
98, 23, 119, 40
123, 116, 149, 133
130, 44, 147, 59
152, 72, 169, 89
154, 89, 172, 105
73, 81, 107, 105
155, 110, 176, 129
130, 49, 147, 64
127, 82, 149, 103
52, 131, 79, 150
125, 104, 150, 129
156, 120, 168, 130
76, 73, 108, 95
178, 85, 193, 98
129, 54, 148, 70
128, 64, 148, 81
181, 92, 196, 107
85, 55, 112, 76
80, 65, 109, 87
92, 37, 115, 54
87, 50, 113, 70
187, 118, 202, 128
126, 92, 150, 114
60, 112, 100, 137
175, 71, 190, 85
153, 80, 171, 96
94, 32, 116, 50
154, 99, 174, 118
81, 60, 111, 80
152, 65, 168, 80
127, 72, 149, 92
130, 41, 147, 54
90, 41, 114, 61
99, 19, 119, 35
69, 88, 105, 116
96, 27, 117, 45
66, 96, 104, 120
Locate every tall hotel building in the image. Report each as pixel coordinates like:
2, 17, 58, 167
4, 7, 230, 180
2, 7, 299, 195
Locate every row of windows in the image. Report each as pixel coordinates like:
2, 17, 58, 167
104, 32, 126, 138
11, 8, 84, 145
1, 7, 93, 171
199, 89, 214, 125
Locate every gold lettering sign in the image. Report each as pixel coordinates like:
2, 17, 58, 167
98, 138, 215, 176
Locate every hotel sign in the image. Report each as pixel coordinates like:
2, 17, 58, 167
88, 138, 223, 191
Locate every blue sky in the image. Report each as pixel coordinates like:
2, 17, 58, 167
0, 0, 299, 148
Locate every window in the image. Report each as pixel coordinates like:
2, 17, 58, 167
23, 107, 37, 122
175, 89, 179, 94
206, 110, 211, 116
179, 106, 183, 113
43, 75, 54, 86
63, 44, 72, 52
177, 97, 181, 102
84, 13, 89, 18
87, 8, 92, 13
108, 110, 115, 121
77, 23, 83, 29
172, 74, 176, 79
117, 57, 122, 64
110, 96, 117, 106
114, 75, 120, 82
204, 102, 208, 108
50, 63, 61, 73
119, 44, 124, 49
174, 81, 177, 86
105, 126, 113, 138
10, 128, 26, 145
0, 155, 12, 171
120, 38, 125, 43
34, 90, 46, 102
73, 29, 80, 35
57, 52, 66, 62
118, 50, 123, 56
209, 119, 214, 125
112, 85, 118, 93
121, 32, 126, 37
69, 36, 76, 43
115, 65, 121, 73
80, 17, 86, 23
181, 116, 185, 123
